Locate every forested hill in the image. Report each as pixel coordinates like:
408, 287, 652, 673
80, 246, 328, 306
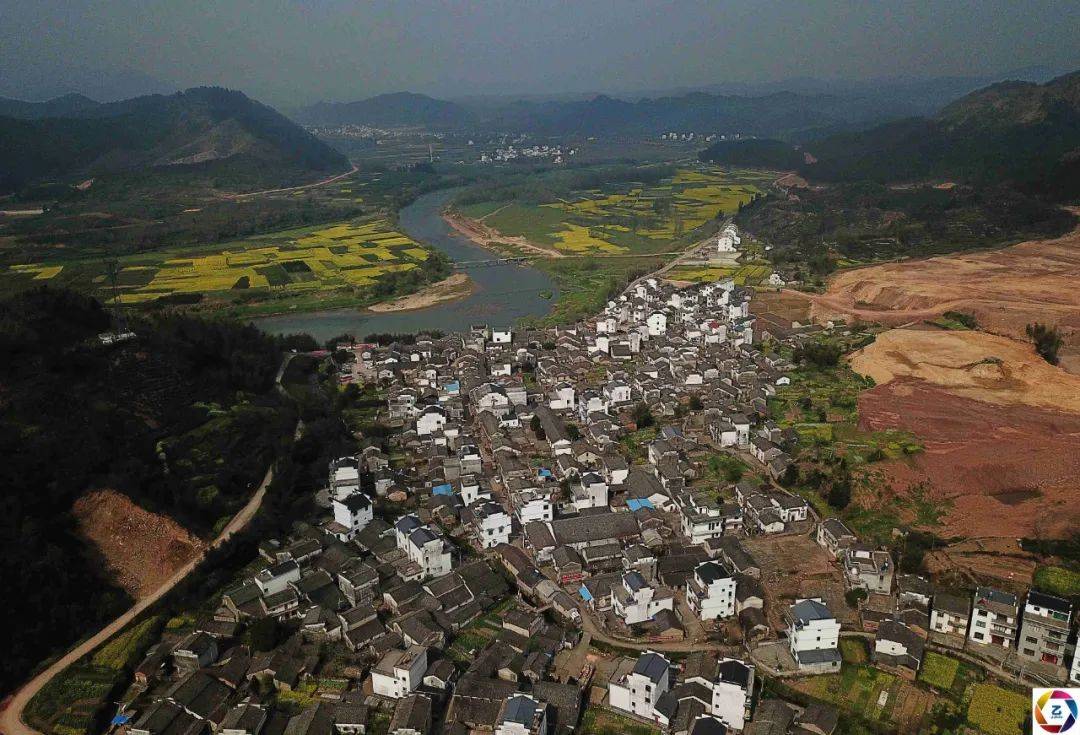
699, 70, 1080, 201
0, 287, 308, 694
0, 87, 349, 194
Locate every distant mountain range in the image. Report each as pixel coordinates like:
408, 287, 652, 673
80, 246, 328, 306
292, 89, 906, 139
0, 87, 348, 193
291, 68, 1072, 139
700, 71, 1080, 201
292, 92, 471, 128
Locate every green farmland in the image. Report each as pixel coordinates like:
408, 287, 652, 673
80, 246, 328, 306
0, 218, 445, 317
456, 166, 766, 256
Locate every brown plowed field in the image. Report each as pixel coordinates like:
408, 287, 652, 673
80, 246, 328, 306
800, 213, 1080, 371
73, 489, 204, 599
850, 328, 1080, 540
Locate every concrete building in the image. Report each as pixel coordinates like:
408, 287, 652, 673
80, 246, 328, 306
372, 646, 428, 699
787, 598, 842, 674
608, 652, 671, 723
969, 587, 1019, 649
843, 545, 894, 595
686, 561, 737, 621
1017, 590, 1072, 667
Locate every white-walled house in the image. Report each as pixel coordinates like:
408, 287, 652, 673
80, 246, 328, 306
572, 472, 609, 510
331, 492, 374, 540
647, 312, 668, 337
395, 515, 452, 579
686, 561, 737, 621
608, 652, 671, 723
787, 598, 842, 674
460, 475, 491, 506
612, 571, 674, 626
491, 327, 512, 344
473, 501, 512, 549
930, 592, 970, 643
416, 405, 449, 436
968, 586, 1019, 649
372, 646, 428, 699
254, 560, 300, 597
684, 658, 755, 731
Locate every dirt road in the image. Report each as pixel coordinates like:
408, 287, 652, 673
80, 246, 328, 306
0, 357, 301, 735
576, 603, 741, 655
220, 164, 359, 200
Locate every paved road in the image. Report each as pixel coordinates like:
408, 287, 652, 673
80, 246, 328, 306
0, 357, 301, 735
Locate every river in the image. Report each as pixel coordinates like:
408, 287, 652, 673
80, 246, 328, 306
251, 189, 557, 341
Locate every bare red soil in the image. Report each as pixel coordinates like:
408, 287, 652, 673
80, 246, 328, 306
73, 489, 204, 599
859, 380, 1080, 540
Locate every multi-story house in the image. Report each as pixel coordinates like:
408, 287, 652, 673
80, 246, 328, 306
572, 472, 609, 510
473, 501, 512, 549
843, 545, 894, 595
684, 657, 755, 731
1017, 590, 1072, 667
372, 646, 428, 699
968, 586, 1019, 649
686, 561, 737, 621
787, 598, 842, 674
816, 518, 857, 558
330, 491, 373, 541
612, 571, 674, 626
608, 652, 671, 723
929, 592, 970, 647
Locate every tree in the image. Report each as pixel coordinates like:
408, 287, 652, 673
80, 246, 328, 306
566, 424, 582, 441
688, 394, 704, 411
530, 414, 546, 439
827, 475, 852, 509
244, 617, 283, 652
631, 403, 654, 428
1027, 322, 1063, 365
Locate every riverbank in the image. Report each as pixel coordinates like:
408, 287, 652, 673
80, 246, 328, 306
367, 272, 476, 313
252, 189, 557, 340
443, 209, 564, 258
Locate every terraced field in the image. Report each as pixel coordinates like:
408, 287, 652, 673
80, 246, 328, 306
456, 167, 765, 256
0, 218, 438, 314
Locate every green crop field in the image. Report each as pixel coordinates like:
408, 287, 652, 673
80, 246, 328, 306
791, 663, 941, 731
965, 683, 1028, 735
666, 262, 773, 285
467, 166, 763, 256
918, 652, 960, 691
1033, 565, 1080, 597
0, 218, 440, 315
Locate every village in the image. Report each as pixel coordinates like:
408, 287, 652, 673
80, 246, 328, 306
112, 225, 1073, 735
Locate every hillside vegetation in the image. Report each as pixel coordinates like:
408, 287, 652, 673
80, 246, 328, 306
0, 87, 348, 194
0, 287, 305, 694
701, 70, 1080, 202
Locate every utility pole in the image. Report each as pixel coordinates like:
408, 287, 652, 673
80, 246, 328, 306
103, 258, 128, 333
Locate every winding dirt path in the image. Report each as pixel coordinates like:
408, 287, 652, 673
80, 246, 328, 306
0, 357, 301, 735
220, 163, 359, 200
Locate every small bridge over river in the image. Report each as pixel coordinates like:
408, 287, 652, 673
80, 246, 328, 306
452, 257, 530, 269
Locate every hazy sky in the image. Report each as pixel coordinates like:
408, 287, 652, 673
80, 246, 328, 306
3, 0, 1079, 104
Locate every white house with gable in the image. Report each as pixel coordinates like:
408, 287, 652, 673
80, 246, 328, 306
608, 652, 671, 723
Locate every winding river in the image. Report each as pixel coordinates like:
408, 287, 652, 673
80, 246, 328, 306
251, 189, 557, 341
